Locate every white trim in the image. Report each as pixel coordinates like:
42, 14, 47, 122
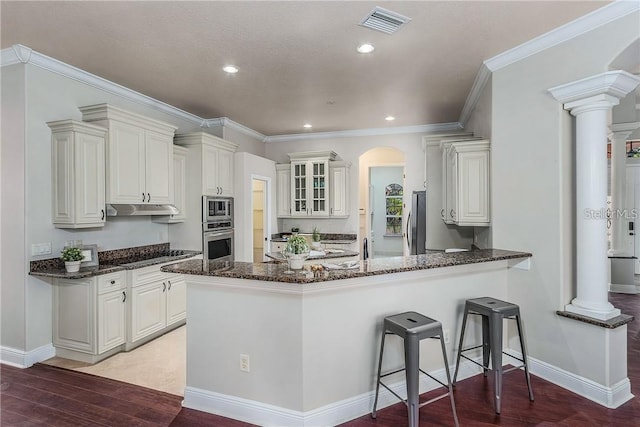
183, 359, 481, 426
609, 283, 640, 294
549, 71, 640, 104
1, 344, 56, 368
203, 117, 267, 141
504, 351, 634, 409
459, 1, 640, 127
486, 1, 639, 73
458, 64, 491, 126
264, 122, 463, 143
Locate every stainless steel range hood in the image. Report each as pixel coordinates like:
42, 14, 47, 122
106, 204, 180, 216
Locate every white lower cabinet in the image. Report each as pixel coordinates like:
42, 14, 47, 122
126, 265, 186, 350
53, 271, 127, 363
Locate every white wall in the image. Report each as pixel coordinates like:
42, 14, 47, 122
234, 152, 277, 262
1, 64, 27, 352
489, 10, 639, 388
223, 126, 265, 157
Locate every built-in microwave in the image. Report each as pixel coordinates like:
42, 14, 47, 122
203, 196, 233, 224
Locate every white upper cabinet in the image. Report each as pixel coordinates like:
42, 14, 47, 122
276, 164, 291, 217
288, 151, 335, 217
174, 132, 238, 197
79, 104, 177, 205
48, 120, 107, 228
441, 139, 490, 226
153, 145, 188, 224
330, 161, 350, 217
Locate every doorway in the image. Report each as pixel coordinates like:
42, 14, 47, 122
359, 147, 406, 260
252, 178, 267, 262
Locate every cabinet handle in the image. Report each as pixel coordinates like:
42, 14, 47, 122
168, 280, 172, 290
162, 282, 166, 292
101, 209, 105, 220
330, 208, 333, 215
450, 209, 456, 219
122, 291, 126, 303
110, 280, 115, 285
147, 193, 151, 202
440, 209, 445, 219
142, 193, 146, 202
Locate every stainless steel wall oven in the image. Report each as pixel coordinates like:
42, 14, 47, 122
203, 196, 234, 262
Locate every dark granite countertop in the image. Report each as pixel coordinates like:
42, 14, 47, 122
161, 249, 531, 284
30, 245, 200, 279
265, 249, 359, 262
271, 233, 357, 243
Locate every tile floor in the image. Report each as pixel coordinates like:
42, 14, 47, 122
43, 325, 186, 396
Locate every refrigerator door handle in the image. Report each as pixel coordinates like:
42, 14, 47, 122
406, 211, 411, 252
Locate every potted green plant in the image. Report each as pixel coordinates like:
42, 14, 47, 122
311, 227, 322, 250
61, 247, 85, 273
283, 235, 310, 271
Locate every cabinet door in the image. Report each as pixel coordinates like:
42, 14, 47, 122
457, 150, 490, 225
172, 147, 187, 221
330, 165, 348, 217
445, 145, 457, 224
217, 149, 235, 197
130, 281, 166, 343
441, 147, 449, 223
108, 121, 146, 204
291, 162, 308, 216
276, 166, 291, 217
144, 130, 173, 204
98, 290, 126, 353
202, 144, 219, 195
53, 279, 96, 354
310, 160, 330, 216
166, 276, 186, 326
52, 131, 75, 225
75, 131, 106, 225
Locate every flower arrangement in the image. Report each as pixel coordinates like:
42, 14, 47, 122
285, 235, 309, 255
60, 247, 85, 262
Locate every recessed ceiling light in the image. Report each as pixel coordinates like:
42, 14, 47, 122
357, 43, 375, 54
303, 123, 313, 129
385, 116, 395, 121
223, 65, 239, 74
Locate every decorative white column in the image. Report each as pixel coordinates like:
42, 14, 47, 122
550, 71, 640, 320
609, 123, 640, 256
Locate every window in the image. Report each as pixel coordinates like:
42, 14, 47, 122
385, 183, 403, 235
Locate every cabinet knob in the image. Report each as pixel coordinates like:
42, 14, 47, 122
110, 280, 115, 284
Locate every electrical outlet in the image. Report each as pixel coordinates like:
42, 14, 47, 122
443, 329, 450, 344
31, 242, 52, 256
240, 354, 250, 372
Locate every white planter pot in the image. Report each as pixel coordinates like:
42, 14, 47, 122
288, 256, 305, 270
311, 241, 322, 250
65, 261, 82, 273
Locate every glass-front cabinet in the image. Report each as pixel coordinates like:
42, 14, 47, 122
289, 151, 335, 217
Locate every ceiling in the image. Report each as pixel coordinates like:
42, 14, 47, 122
1, 1, 611, 136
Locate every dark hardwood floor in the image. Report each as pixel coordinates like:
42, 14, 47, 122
1, 293, 638, 426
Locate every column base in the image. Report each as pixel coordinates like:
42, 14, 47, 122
565, 302, 621, 321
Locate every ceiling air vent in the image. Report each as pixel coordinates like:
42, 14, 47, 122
360, 7, 411, 34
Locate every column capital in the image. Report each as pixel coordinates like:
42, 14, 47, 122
549, 70, 640, 110
609, 121, 640, 140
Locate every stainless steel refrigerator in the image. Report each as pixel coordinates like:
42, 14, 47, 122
408, 190, 426, 255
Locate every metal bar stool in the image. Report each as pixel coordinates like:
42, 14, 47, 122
452, 297, 534, 414
372, 311, 459, 427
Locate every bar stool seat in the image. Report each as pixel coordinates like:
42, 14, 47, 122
453, 297, 534, 414
372, 311, 459, 427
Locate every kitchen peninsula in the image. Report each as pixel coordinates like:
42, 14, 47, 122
162, 249, 531, 426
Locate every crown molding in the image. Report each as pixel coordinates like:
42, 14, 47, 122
203, 117, 266, 141
459, 1, 640, 127
485, 1, 639, 72
264, 122, 463, 143
458, 64, 491, 126
1, 44, 206, 127
549, 70, 640, 104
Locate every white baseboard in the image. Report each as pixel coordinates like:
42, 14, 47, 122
183, 359, 481, 427
0, 343, 56, 368
504, 351, 634, 409
609, 283, 640, 294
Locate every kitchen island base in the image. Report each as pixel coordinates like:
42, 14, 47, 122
179, 256, 528, 426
